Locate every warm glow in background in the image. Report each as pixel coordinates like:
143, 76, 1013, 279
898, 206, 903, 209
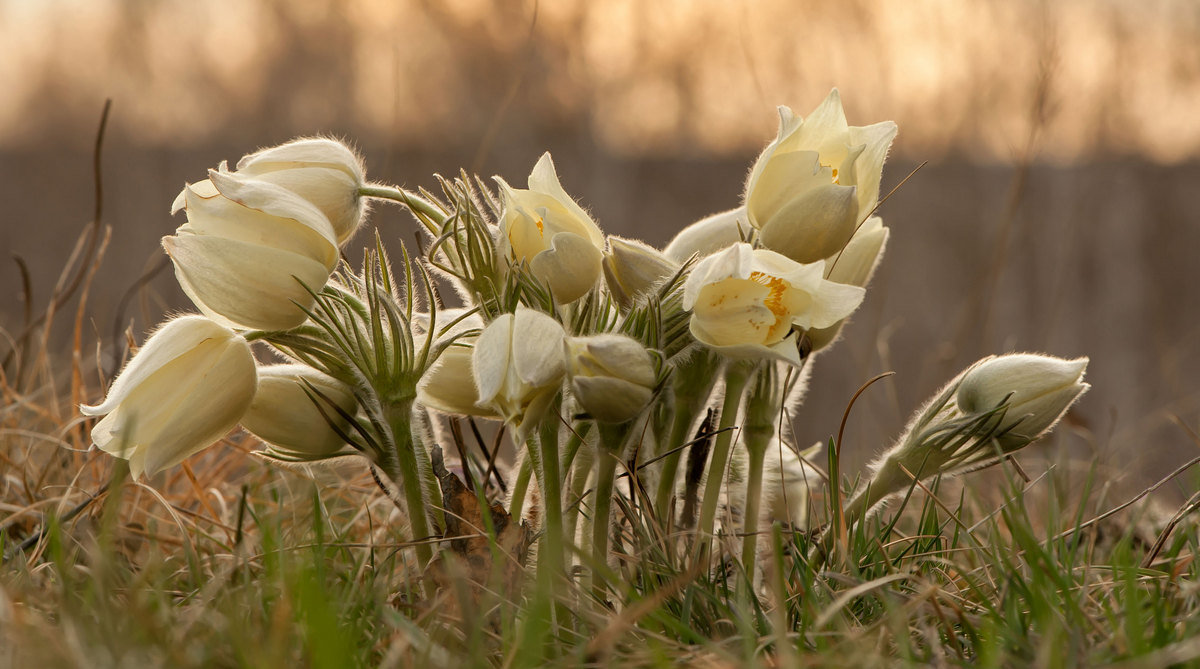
3, 0, 1198, 483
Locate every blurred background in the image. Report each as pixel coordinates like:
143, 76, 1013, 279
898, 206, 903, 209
3, 0, 1199, 485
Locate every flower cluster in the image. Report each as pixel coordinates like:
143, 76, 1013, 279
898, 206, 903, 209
79, 91, 1089, 588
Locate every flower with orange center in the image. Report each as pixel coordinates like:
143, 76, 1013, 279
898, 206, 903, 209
682, 243, 865, 365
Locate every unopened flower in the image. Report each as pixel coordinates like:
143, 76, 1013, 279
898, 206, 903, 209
805, 216, 890, 352
682, 243, 865, 365
602, 237, 679, 309
80, 316, 257, 479
234, 137, 368, 244
416, 309, 497, 418
164, 169, 339, 332
663, 207, 752, 263
472, 306, 567, 441
497, 153, 605, 303
956, 353, 1090, 446
566, 334, 658, 423
746, 90, 897, 264
240, 364, 357, 458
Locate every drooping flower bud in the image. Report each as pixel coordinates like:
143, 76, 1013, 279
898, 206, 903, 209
602, 237, 679, 309
234, 137, 368, 244
240, 364, 358, 458
497, 153, 605, 304
956, 353, 1090, 446
164, 169, 339, 332
682, 243, 864, 365
663, 207, 750, 263
472, 306, 567, 441
565, 334, 659, 423
745, 90, 896, 264
80, 315, 257, 479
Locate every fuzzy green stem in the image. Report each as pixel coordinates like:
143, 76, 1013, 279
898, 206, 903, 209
740, 443, 768, 581
591, 423, 628, 599
358, 184, 446, 230
384, 401, 434, 569
527, 414, 565, 573
654, 408, 698, 524
508, 453, 533, 518
696, 363, 754, 552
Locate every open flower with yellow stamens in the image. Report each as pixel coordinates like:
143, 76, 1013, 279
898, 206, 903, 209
497, 152, 605, 303
682, 243, 865, 365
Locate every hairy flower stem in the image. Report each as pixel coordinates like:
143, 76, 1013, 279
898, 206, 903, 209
508, 454, 533, 518
358, 184, 446, 231
740, 442, 768, 583
695, 362, 755, 556
526, 405, 565, 573
384, 401, 434, 569
591, 423, 628, 599
654, 409, 699, 523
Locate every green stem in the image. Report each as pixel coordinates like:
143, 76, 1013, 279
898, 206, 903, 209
654, 408, 698, 524
591, 423, 628, 599
384, 401, 434, 569
741, 443, 768, 582
358, 184, 446, 231
696, 363, 754, 551
508, 454, 533, 518
527, 413, 564, 573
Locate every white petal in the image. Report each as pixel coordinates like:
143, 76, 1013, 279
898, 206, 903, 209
473, 313, 515, 405
236, 137, 364, 183
664, 207, 749, 263
529, 232, 603, 304
511, 307, 567, 388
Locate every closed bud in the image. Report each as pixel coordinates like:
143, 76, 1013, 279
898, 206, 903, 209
663, 207, 750, 263
473, 306, 567, 442
416, 309, 498, 418
235, 137, 367, 244
240, 364, 357, 458
164, 169, 339, 331
956, 353, 1089, 443
745, 90, 897, 264
566, 334, 658, 423
498, 152, 605, 303
602, 237, 679, 309
805, 217, 890, 352
80, 316, 257, 479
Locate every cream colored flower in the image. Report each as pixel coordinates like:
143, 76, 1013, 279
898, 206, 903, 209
80, 315, 257, 479
663, 207, 750, 263
497, 153, 605, 303
234, 137, 368, 244
472, 306, 567, 441
602, 237, 679, 309
682, 243, 864, 365
164, 169, 339, 331
240, 364, 357, 458
956, 353, 1089, 443
565, 334, 658, 423
416, 309, 498, 418
745, 90, 897, 264
805, 216, 890, 352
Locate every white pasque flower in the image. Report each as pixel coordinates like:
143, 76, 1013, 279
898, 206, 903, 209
602, 237, 680, 309
164, 168, 339, 332
497, 152, 605, 304
80, 315, 257, 479
804, 216, 890, 352
663, 207, 751, 263
682, 243, 865, 365
240, 364, 358, 458
234, 137, 368, 244
472, 306, 567, 442
565, 334, 658, 423
745, 90, 897, 264
416, 308, 498, 418
956, 353, 1089, 444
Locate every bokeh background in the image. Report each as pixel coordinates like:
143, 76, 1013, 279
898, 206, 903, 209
3, 0, 1199, 484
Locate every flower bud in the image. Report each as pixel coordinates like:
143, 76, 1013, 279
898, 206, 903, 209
682, 243, 864, 365
497, 152, 605, 303
566, 334, 658, 423
164, 169, 339, 331
416, 309, 498, 418
80, 315, 257, 479
663, 207, 750, 263
240, 364, 357, 458
234, 137, 367, 244
602, 237, 679, 309
473, 306, 567, 441
804, 217, 890, 352
956, 353, 1090, 442
745, 90, 897, 264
